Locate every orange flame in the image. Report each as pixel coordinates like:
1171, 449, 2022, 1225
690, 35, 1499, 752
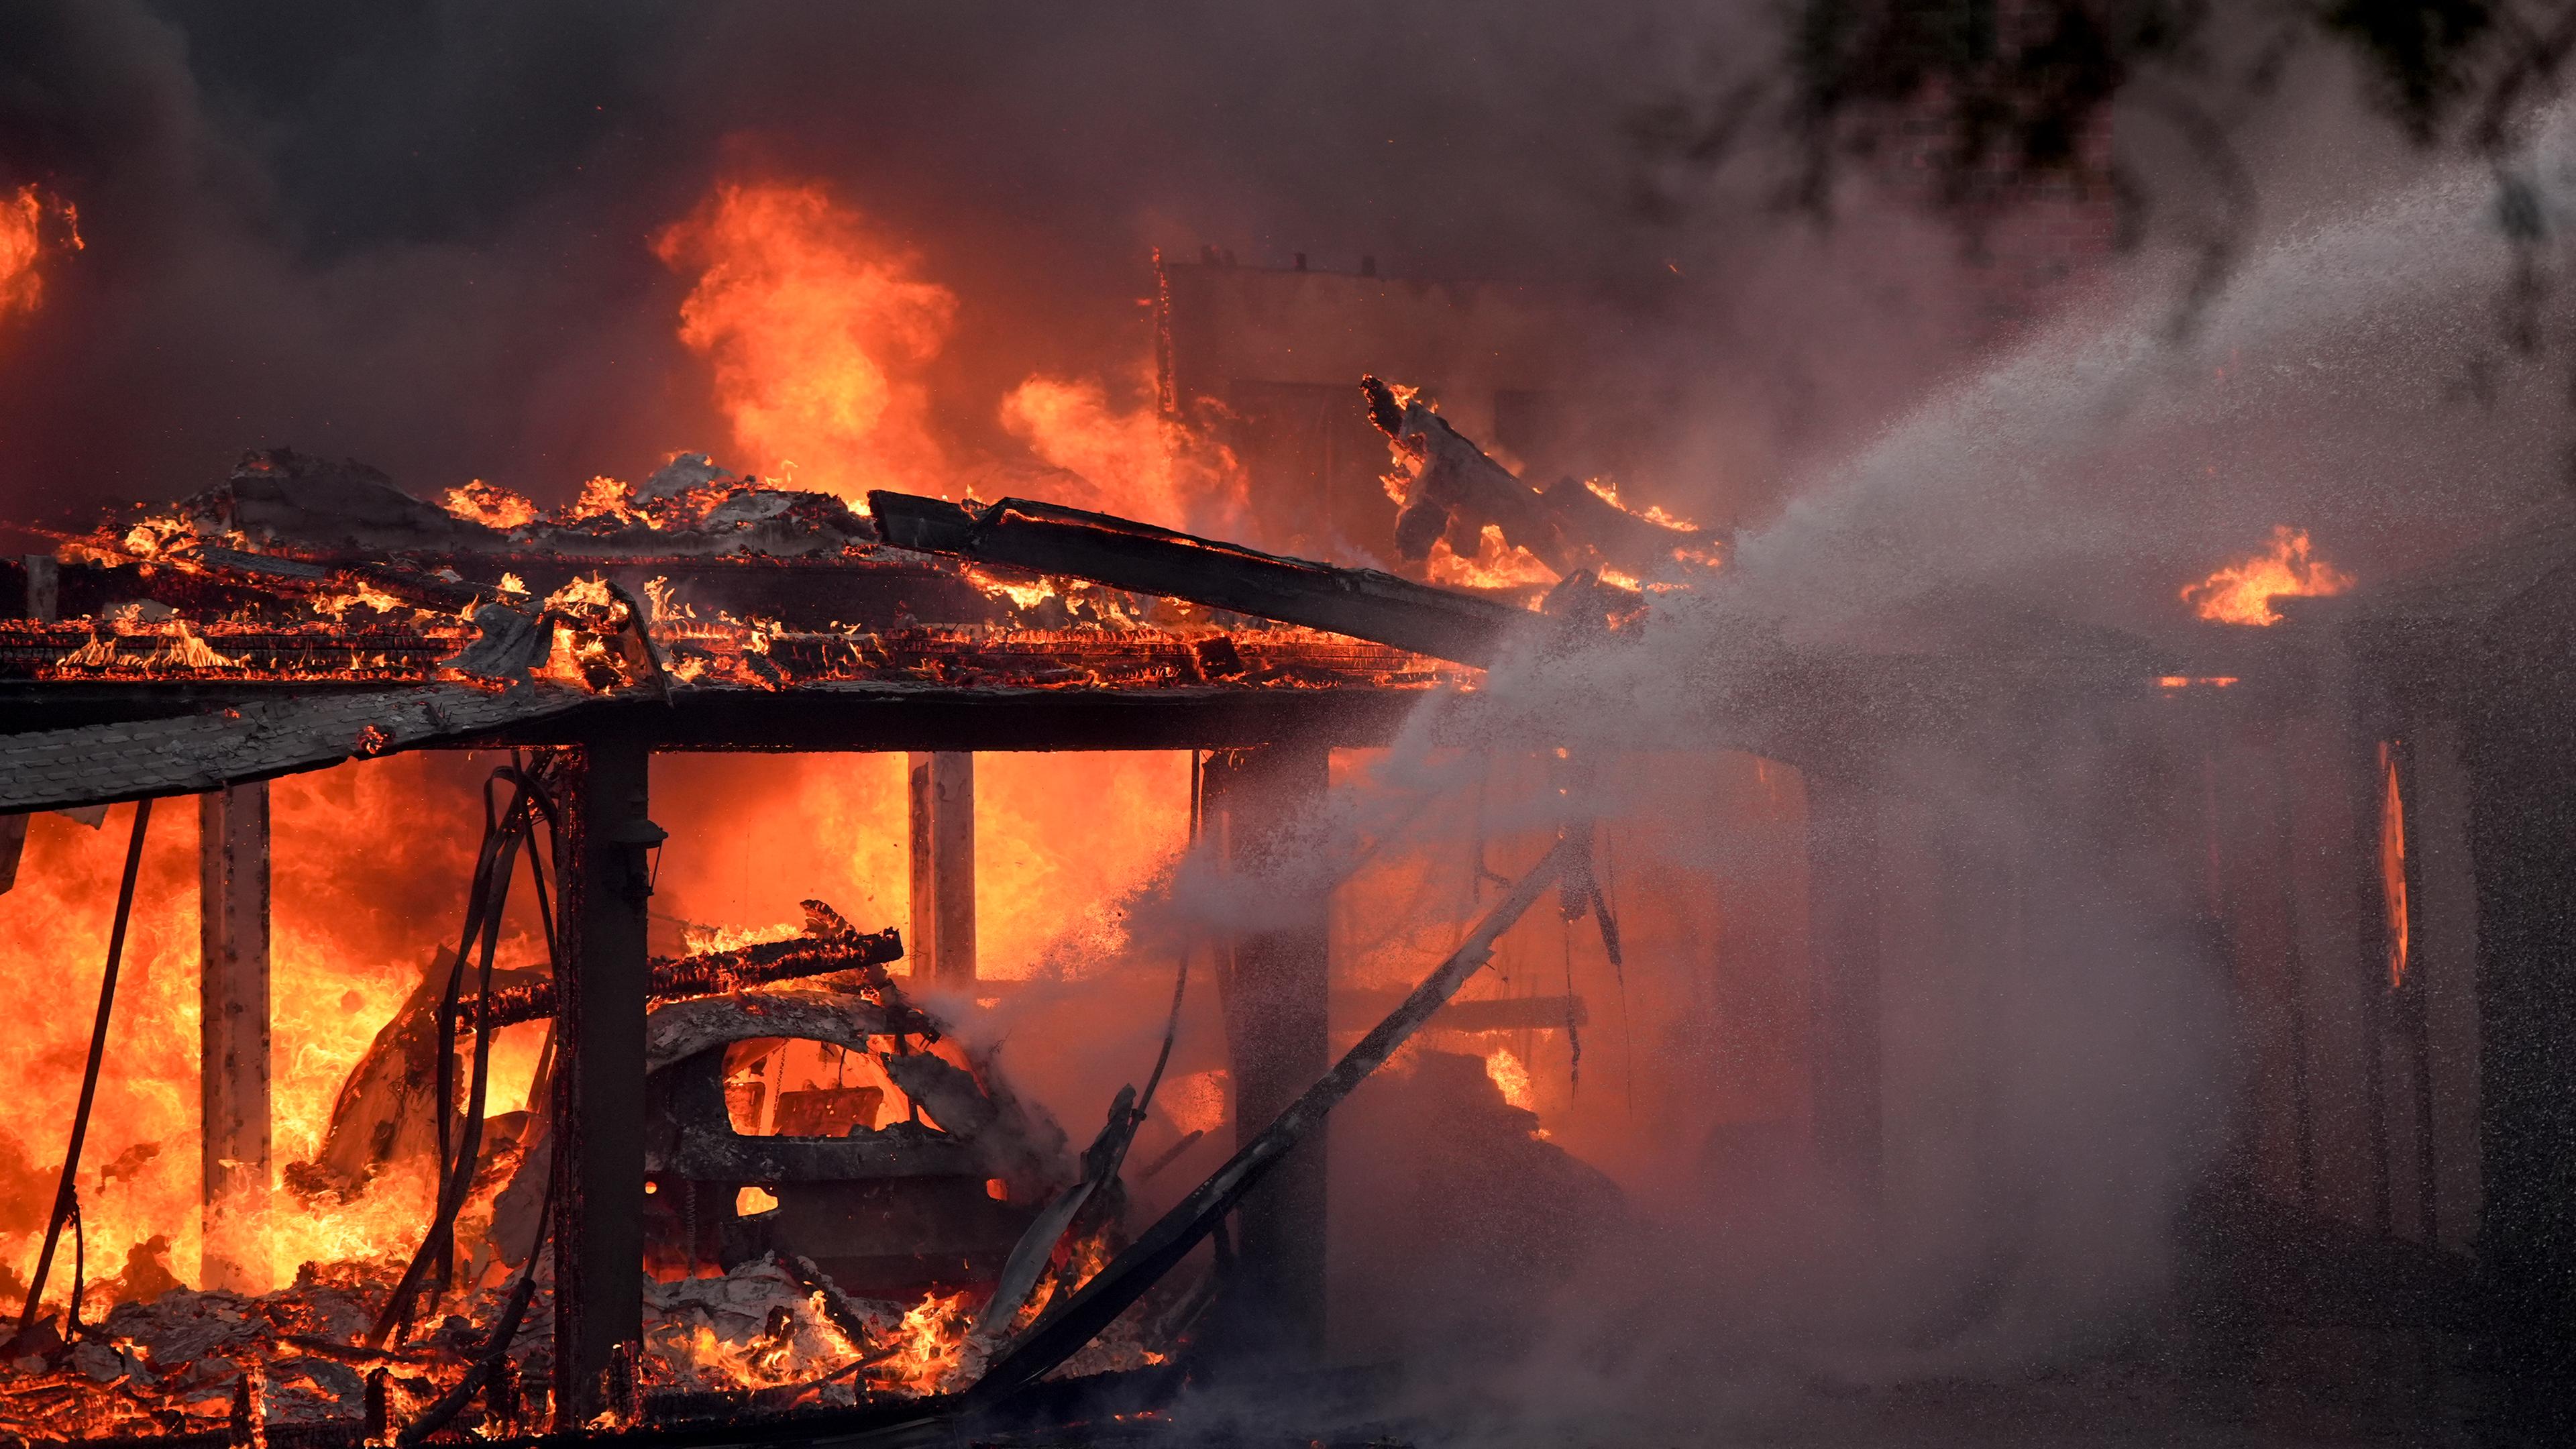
875, 1288, 974, 1394
438, 480, 540, 531
655, 180, 955, 501
2182, 526, 2353, 625
0, 754, 549, 1312
1484, 1046, 1535, 1111
1, 184, 80, 327
1426, 524, 1558, 594
999, 365, 1249, 535
2379, 741, 2409, 991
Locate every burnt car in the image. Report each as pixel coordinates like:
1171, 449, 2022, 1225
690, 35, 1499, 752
641, 988, 1071, 1295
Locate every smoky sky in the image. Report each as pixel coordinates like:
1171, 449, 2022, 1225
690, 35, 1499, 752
0, 0, 1780, 518
2, 0, 2557, 595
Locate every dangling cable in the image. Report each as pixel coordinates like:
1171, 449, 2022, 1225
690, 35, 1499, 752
1138, 753, 1201, 1117
13, 797, 152, 1347
64, 1201, 84, 1344
393, 1147, 560, 1446
428, 784, 511, 1279
374, 768, 554, 1344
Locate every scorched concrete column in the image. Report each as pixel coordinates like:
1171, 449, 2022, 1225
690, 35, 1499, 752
199, 782, 270, 1293
1205, 741, 1331, 1354
552, 736, 657, 1426
907, 752, 977, 985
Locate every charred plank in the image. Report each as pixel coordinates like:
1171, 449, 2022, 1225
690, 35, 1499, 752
453, 926, 909, 1032
869, 491, 1525, 667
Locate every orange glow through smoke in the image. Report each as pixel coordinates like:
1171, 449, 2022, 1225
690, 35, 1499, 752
2182, 526, 2354, 625
655, 180, 957, 500
2379, 741, 2409, 991
1000, 365, 1250, 535
1, 184, 78, 327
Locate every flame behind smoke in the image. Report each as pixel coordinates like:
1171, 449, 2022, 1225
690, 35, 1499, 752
655, 180, 957, 501
1000, 366, 1250, 535
2181, 525, 2354, 625
0, 185, 79, 328
1484, 1045, 1535, 1111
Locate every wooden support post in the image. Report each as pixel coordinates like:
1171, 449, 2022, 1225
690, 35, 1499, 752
907, 751, 977, 985
1805, 767, 1884, 1198
551, 736, 656, 1428
199, 782, 270, 1293
1204, 741, 1332, 1355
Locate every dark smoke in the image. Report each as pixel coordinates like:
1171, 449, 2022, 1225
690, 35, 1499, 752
0, 0, 2014, 530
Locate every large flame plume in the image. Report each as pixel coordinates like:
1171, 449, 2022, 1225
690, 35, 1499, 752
655, 180, 957, 500
1000, 364, 1250, 537
1, 184, 82, 327
2181, 525, 2354, 625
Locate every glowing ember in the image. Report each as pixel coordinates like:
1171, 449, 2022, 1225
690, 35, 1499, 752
655, 180, 957, 500
2182, 526, 2353, 625
1582, 476, 1704, 534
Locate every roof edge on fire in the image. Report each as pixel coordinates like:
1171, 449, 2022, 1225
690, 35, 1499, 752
0, 682, 596, 814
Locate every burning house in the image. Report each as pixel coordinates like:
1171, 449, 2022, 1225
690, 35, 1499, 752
0, 372, 1757, 1441
0, 337, 2559, 1441
11, 9, 2576, 1444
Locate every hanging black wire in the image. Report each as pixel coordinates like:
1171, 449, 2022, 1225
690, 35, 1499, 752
392, 1147, 560, 1446
13, 796, 153, 1348
372, 764, 559, 1345
64, 1203, 84, 1344
1136, 751, 1203, 1118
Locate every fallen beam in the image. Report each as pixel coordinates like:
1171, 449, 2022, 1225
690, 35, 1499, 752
867, 492, 1526, 667
455, 924, 908, 1032
961, 978, 1585, 1033
965, 830, 1584, 1406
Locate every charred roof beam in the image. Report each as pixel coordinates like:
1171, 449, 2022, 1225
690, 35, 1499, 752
867, 492, 1527, 668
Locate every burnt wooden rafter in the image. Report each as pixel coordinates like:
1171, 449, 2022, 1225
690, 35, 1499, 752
868, 490, 1527, 667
